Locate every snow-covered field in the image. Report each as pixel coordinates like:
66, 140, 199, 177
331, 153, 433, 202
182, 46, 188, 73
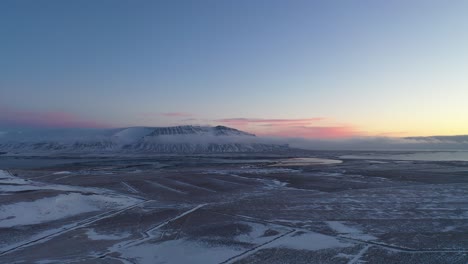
1, 154, 468, 263
0, 192, 138, 228
0, 169, 142, 254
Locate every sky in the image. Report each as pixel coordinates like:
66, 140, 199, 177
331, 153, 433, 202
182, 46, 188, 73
1, 0, 467, 138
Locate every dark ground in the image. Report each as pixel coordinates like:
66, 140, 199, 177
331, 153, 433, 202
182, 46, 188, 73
1, 152, 468, 263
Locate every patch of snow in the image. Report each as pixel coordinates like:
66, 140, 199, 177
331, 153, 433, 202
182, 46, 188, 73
442, 226, 456, 232
266, 231, 349, 251
271, 158, 342, 167
0, 170, 30, 185
85, 228, 131, 241
326, 221, 359, 233
0, 170, 10, 177
119, 239, 241, 264
240, 168, 300, 174
206, 168, 299, 175
0, 223, 73, 252
326, 221, 377, 240
235, 222, 283, 244
52, 171, 71, 175
272, 180, 287, 187
274, 219, 307, 224
263, 179, 289, 190
366, 160, 389, 164
335, 252, 354, 259
0, 193, 139, 228
0, 170, 112, 195
36, 260, 60, 264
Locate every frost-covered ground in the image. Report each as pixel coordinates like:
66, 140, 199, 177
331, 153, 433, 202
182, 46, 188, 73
1, 153, 468, 263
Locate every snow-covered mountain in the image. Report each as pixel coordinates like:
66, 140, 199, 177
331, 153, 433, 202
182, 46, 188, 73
0, 126, 288, 154
145, 125, 254, 137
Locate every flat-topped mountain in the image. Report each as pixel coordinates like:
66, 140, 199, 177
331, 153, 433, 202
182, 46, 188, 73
145, 125, 254, 137
0, 125, 288, 154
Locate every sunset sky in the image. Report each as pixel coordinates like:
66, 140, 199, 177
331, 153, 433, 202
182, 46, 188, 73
1, 0, 467, 138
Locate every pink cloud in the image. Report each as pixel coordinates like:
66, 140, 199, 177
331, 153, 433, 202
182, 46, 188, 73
0, 106, 110, 128
215, 117, 361, 139
216, 117, 323, 126
258, 126, 361, 139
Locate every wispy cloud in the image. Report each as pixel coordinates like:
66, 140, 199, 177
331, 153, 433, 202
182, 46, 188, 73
216, 117, 323, 126
138, 112, 194, 119
215, 117, 359, 139
160, 112, 193, 117
259, 125, 361, 139
0, 106, 110, 129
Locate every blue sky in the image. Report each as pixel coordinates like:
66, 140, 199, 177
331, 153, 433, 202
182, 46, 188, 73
1, 0, 467, 137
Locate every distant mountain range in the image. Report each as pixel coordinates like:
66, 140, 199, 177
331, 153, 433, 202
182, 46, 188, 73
0, 125, 288, 154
